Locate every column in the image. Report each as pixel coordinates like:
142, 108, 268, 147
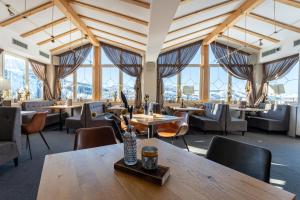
92, 45, 101, 100
200, 44, 209, 102
142, 61, 157, 102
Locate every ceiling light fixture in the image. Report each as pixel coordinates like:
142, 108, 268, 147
5, 4, 15, 16
273, 0, 278, 34
50, 1, 55, 43
23, 0, 27, 18
259, 39, 263, 46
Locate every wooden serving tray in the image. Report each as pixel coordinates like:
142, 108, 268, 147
114, 158, 170, 186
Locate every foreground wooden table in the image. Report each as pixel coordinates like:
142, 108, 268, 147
131, 114, 183, 138
37, 139, 295, 200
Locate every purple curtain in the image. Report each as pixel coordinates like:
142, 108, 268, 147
101, 43, 143, 108
28, 59, 53, 100
157, 41, 201, 106
54, 44, 92, 99
211, 42, 255, 106
255, 54, 299, 105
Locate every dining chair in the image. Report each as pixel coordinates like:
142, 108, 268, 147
206, 136, 272, 183
74, 126, 118, 150
21, 112, 50, 159
156, 111, 190, 151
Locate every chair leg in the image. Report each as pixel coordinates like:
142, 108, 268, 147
26, 134, 32, 160
13, 157, 18, 167
66, 128, 69, 134
39, 131, 50, 150
242, 131, 245, 136
182, 136, 190, 152
171, 137, 174, 145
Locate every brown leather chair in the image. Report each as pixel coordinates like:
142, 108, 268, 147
156, 111, 190, 151
74, 126, 118, 150
21, 112, 50, 159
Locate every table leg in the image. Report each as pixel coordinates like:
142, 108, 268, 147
148, 125, 154, 138
59, 109, 63, 131
71, 108, 74, 117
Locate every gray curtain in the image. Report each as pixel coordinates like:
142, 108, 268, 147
211, 42, 255, 106
54, 44, 92, 99
157, 41, 202, 106
28, 59, 53, 100
101, 43, 143, 108
255, 54, 299, 105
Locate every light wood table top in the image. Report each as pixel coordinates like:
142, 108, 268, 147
230, 107, 267, 112
43, 104, 82, 109
21, 111, 37, 116
37, 138, 295, 200
131, 114, 183, 126
172, 106, 204, 112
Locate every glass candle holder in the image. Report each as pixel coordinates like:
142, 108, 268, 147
141, 146, 158, 170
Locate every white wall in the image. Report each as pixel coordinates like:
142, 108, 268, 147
0, 27, 51, 64
259, 36, 300, 63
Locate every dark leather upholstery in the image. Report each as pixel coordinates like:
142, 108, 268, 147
74, 126, 117, 150
206, 136, 272, 183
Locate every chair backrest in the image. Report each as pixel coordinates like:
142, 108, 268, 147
174, 111, 189, 125
259, 104, 290, 122
74, 126, 117, 150
21, 101, 54, 113
80, 102, 105, 127
0, 107, 21, 151
206, 136, 271, 183
24, 112, 47, 134
204, 103, 228, 130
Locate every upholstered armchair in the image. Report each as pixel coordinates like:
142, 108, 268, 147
0, 107, 21, 166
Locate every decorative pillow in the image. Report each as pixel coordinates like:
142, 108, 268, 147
91, 112, 97, 118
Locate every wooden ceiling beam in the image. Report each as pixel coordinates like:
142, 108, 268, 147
232, 25, 280, 43
276, 0, 300, 9
21, 17, 68, 37
79, 15, 147, 38
203, 0, 264, 45
53, 0, 98, 46
95, 36, 145, 55
161, 34, 208, 53
0, 1, 53, 26
249, 13, 300, 33
37, 28, 79, 46
70, 0, 148, 26
220, 35, 261, 50
120, 0, 150, 9
89, 26, 146, 46
50, 37, 87, 52
165, 24, 219, 44
173, 0, 237, 22
169, 11, 232, 35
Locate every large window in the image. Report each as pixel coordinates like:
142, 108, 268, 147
163, 48, 201, 102
61, 74, 73, 99
28, 64, 43, 99
77, 67, 92, 99
181, 67, 200, 100
3, 54, 26, 98
209, 66, 228, 101
232, 77, 247, 101
102, 67, 120, 100
3, 53, 43, 100
268, 61, 299, 104
123, 72, 136, 100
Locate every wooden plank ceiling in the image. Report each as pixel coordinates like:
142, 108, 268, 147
0, 0, 299, 56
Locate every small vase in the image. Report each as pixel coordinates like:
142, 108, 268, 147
144, 103, 149, 115
123, 131, 137, 166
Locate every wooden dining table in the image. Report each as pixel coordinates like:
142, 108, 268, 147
131, 114, 183, 138
37, 138, 295, 200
